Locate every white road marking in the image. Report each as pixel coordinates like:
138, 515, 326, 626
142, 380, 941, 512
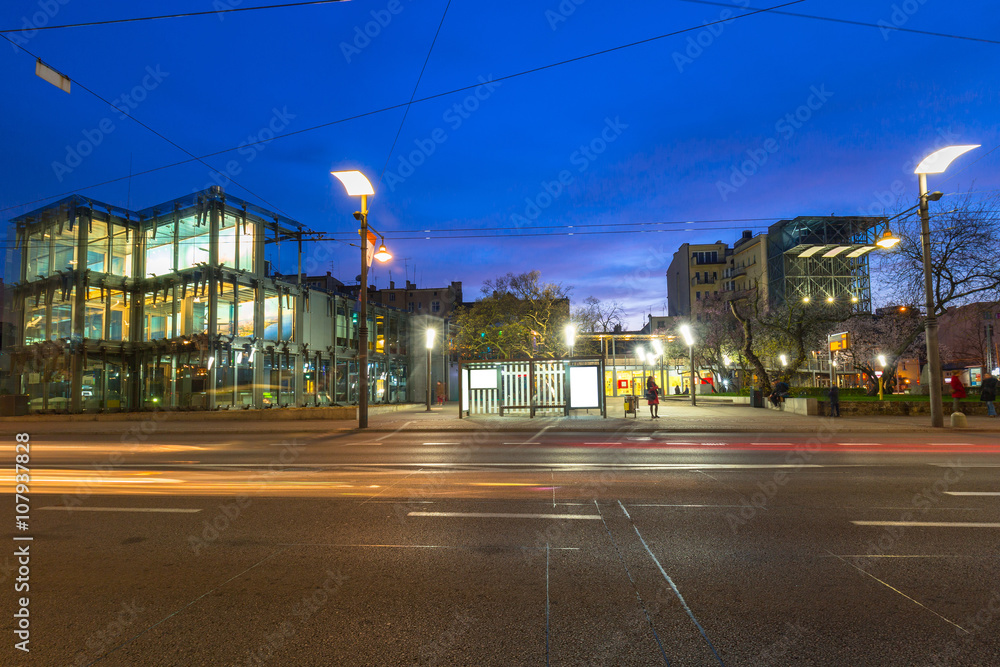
930, 463, 1000, 468
852, 521, 1000, 528
837, 442, 882, 446
278, 543, 580, 550
339, 442, 382, 446
945, 492, 1000, 496
40, 506, 200, 513
376, 422, 412, 441
421, 442, 459, 445
584, 442, 623, 445
751, 442, 795, 446
408, 511, 601, 520
826, 550, 969, 634
822, 554, 990, 559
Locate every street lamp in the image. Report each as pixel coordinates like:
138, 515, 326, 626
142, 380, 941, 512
652, 338, 666, 395
635, 345, 647, 398
679, 324, 696, 406
914, 144, 979, 427
564, 323, 576, 358
425, 327, 435, 412
877, 354, 888, 400
331, 169, 391, 429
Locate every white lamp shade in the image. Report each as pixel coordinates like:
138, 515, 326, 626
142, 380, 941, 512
331, 170, 375, 196
914, 145, 980, 175
679, 324, 694, 347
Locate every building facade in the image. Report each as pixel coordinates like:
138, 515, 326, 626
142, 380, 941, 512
667, 217, 886, 317
3, 187, 416, 413
666, 242, 730, 317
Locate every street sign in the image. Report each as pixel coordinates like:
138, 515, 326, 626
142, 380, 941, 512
828, 331, 850, 351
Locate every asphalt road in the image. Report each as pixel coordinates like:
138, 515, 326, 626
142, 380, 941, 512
3, 427, 1000, 665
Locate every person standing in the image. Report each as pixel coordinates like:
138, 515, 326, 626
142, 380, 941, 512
828, 384, 840, 417
950, 374, 967, 413
646, 376, 660, 419
980, 372, 997, 417
435, 381, 446, 406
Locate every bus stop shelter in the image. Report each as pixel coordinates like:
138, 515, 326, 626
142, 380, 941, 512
458, 357, 606, 418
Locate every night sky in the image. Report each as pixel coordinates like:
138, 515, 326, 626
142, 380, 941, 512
2, 0, 998, 327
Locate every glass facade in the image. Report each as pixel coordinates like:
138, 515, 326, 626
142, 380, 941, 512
5, 188, 415, 413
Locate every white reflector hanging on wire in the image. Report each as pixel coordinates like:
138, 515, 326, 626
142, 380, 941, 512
35, 59, 71, 93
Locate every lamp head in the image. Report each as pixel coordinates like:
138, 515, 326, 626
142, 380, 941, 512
914, 145, 980, 175
679, 324, 694, 347
331, 170, 375, 196
373, 244, 392, 262
876, 229, 901, 249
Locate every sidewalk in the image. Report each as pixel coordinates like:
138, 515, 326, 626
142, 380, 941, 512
3, 400, 999, 436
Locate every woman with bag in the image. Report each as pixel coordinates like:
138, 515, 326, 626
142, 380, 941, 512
646, 376, 660, 419
980, 372, 997, 417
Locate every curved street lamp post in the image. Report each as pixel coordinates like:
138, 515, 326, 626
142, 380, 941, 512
331, 170, 392, 429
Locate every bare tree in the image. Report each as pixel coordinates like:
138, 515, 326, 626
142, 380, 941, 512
574, 296, 626, 333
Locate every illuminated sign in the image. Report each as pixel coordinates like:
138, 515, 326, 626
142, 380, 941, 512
828, 332, 850, 351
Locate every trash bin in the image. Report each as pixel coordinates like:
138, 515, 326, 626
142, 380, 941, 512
751, 389, 764, 408
0, 395, 29, 416
624, 396, 637, 415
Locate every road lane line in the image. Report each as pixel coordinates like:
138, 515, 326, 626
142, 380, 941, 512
825, 550, 969, 634
276, 543, 580, 550
421, 442, 459, 445
376, 421, 412, 441
822, 554, 991, 559
945, 492, 1000, 496
39, 506, 200, 513
594, 501, 671, 664
98, 547, 291, 662
852, 521, 1000, 528
407, 511, 600, 520
836, 442, 882, 446
618, 500, 726, 665
545, 543, 551, 667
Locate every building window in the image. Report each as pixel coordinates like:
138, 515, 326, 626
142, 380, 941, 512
431, 301, 441, 313
696, 291, 701, 300
416, 302, 422, 310
407, 303, 414, 312
389, 293, 395, 302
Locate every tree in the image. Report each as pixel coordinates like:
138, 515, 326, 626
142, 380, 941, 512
874, 188, 1000, 336
837, 309, 923, 393
453, 271, 572, 359
574, 296, 626, 333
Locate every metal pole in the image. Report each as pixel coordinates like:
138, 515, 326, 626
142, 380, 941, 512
689, 344, 696, 406
919, 173, 944, 428
425, 342, 432, 411
358, 194, 369, 429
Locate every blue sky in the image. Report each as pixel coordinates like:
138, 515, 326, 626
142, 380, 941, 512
2, 0, 998, 327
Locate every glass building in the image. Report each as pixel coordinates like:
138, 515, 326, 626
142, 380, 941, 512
3, 186, 413, 412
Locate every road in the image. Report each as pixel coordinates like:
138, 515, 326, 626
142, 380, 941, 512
3, 426, 1000, 665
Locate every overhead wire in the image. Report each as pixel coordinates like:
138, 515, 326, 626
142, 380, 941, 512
0, 33, 290, 216
0, 1, 349, 33
0, 0, 809, 214
377, 0, 454, 189
677, 0, 1000, 46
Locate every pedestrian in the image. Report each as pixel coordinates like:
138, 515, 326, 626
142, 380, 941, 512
950, 374, 967, 413
980, 372, 997, 417
435, 381, 445, 406
646, 376, 660, 419
828, 384, 840, 417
